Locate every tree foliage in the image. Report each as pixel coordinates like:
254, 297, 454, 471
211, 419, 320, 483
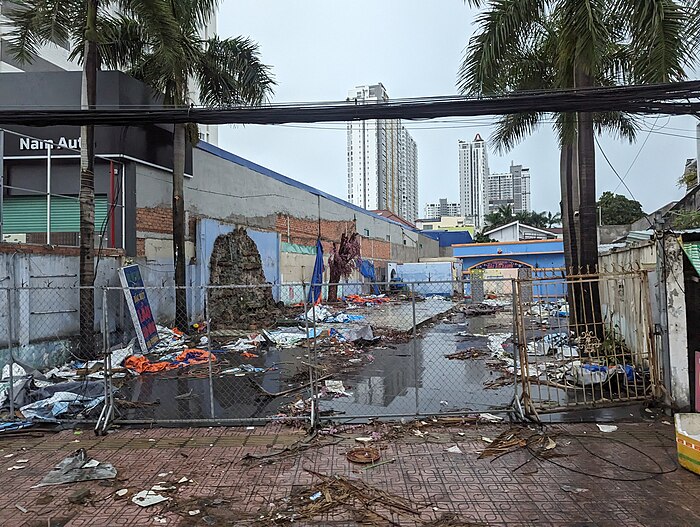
673, 210, 700, 230
328, 231, 361, 302
597, 191, 645, 225
484, 205, 560, 230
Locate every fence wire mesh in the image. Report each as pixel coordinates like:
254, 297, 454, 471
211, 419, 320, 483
0, 268, 660, 429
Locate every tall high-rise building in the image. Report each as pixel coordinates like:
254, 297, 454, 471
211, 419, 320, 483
458, 134, 489, 229
347, 84, 419, 223
488, 163, 531, 213
424, 198, 460, 219
0, 5, 218, 145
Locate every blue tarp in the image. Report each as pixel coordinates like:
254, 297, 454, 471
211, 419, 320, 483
359, 260, 380, 294
308, 239, 324, 305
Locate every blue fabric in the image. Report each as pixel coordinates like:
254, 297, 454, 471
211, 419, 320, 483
308, 239, 324, 304
358, 260, 380, 294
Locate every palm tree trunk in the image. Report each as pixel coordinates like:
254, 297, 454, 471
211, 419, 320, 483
575, 67, 601, 336
173, 122, 188, 331
79, 0, 98, 359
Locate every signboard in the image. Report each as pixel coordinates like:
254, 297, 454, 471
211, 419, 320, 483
471, 259, 531, 270
118, 264, 160, 353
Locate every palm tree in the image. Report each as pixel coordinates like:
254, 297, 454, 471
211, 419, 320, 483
97, 0, 275, 330
5, 0, 178, 358
485, 204, 514, 229
460, 0, 693, 330
545, 211, 562, 228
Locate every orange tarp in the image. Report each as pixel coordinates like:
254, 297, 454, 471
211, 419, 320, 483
124, 349, 216, 374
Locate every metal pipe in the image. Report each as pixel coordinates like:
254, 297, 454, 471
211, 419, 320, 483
411, 282, 419, 416
46, 142, 51, 245
205, 287, 215, 419
0, 129, 4, 240
6, 289, 14, 420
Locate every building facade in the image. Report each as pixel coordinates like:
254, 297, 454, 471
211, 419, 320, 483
347, 84, 418, 224
488, 163, 531, 213
0, 3, 218, 145
458, 134, 489, 230
425, 198, 460, 219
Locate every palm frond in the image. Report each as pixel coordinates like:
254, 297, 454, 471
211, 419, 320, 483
556, 0, 610, 82
593, 112, 638, 143
195, 36, 275, 107
622, 0, 692, 83
490, 113, 542, 153
458, 0, 545, 94
3, 0, 82, 64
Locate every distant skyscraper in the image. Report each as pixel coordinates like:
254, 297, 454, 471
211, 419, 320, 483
488, 164, 531, 214
347, 84, 418, 223
424, 198, 460, 219
458, 134, 489, 230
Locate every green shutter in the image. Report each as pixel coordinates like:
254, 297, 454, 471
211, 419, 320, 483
3, 195, 109, 234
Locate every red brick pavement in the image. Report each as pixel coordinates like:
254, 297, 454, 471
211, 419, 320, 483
0, 421, 698, 526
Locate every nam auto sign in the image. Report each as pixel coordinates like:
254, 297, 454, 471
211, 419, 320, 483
18, 136, 81, 151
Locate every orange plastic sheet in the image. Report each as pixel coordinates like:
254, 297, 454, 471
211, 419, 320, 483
124, 349, 216, 374
345, 294, 390, 305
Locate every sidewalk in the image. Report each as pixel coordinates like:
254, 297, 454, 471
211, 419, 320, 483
2, 420, 699, 526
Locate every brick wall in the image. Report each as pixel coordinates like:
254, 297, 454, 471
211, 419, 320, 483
0, 243, 124, 257
276, 214, 393, 261
275, 215, 355, 247
136, 207, 172, 234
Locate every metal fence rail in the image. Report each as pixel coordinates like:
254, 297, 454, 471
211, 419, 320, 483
0, 268, 661, 430
513, 267, 659, 417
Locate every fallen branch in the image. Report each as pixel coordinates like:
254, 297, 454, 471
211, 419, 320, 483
247, 374, 333, 397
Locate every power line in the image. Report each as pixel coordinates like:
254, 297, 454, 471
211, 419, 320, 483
2, 81, 700, 126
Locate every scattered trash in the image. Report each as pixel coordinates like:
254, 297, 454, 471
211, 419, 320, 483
151, 484, 176, 492
7, 465, 25, 471
34, 449, 117, 487
177, 477, 191, 484
15, 505, 28, 514
445, 348, 484, 360
440, 400, 449, 406
132, 490, 169, 507
597, 424, 618, 433
116, 489, 129, 497
561, 485, 589, 493
188, 510, 201, 516
67, 488, 92, 505
445, 446, 463, 454
481, 437, 493, 444
478, 413, 504, 423
355, 437, 373, 444
309, 491, 323, 501
346, 446, 381, 464
324, 380, 352, 397
544, 438, 557, 450
81, 459, 100, 469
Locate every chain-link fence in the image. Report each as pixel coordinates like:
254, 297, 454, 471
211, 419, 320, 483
0, 275, 529, 430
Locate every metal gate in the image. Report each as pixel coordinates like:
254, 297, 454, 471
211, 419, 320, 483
512, 267, 661, 417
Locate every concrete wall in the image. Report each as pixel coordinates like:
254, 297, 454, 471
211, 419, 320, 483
598, 225, 631, 244
599, 238, 689, 409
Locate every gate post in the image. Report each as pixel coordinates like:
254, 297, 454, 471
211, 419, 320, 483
411, 283, 419, 416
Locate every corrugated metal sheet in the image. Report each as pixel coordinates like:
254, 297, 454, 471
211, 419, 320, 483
3, 195, 109, 233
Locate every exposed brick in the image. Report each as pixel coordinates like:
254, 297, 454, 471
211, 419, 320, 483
136, 207, 173, 234
0, 243, 124, 257
136, 238, 146, 257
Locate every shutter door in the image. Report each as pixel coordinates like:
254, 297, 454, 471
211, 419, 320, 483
3, 195, 109, 233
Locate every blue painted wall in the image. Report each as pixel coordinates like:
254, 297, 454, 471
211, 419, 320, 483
454, 240, 566, 300
420, 230, 473, 247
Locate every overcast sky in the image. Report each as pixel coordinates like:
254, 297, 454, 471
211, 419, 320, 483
217, 0, 697, 217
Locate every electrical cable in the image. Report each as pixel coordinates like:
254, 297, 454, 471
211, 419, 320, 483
520, 431, 677, 482
2, 80, 700, 126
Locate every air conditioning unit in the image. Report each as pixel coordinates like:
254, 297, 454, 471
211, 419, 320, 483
3, 234, 26, 243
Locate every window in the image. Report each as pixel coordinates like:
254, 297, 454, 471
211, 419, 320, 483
386, 235, 391, 242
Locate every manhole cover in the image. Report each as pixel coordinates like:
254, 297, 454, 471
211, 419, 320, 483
346, 446, 380, 464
